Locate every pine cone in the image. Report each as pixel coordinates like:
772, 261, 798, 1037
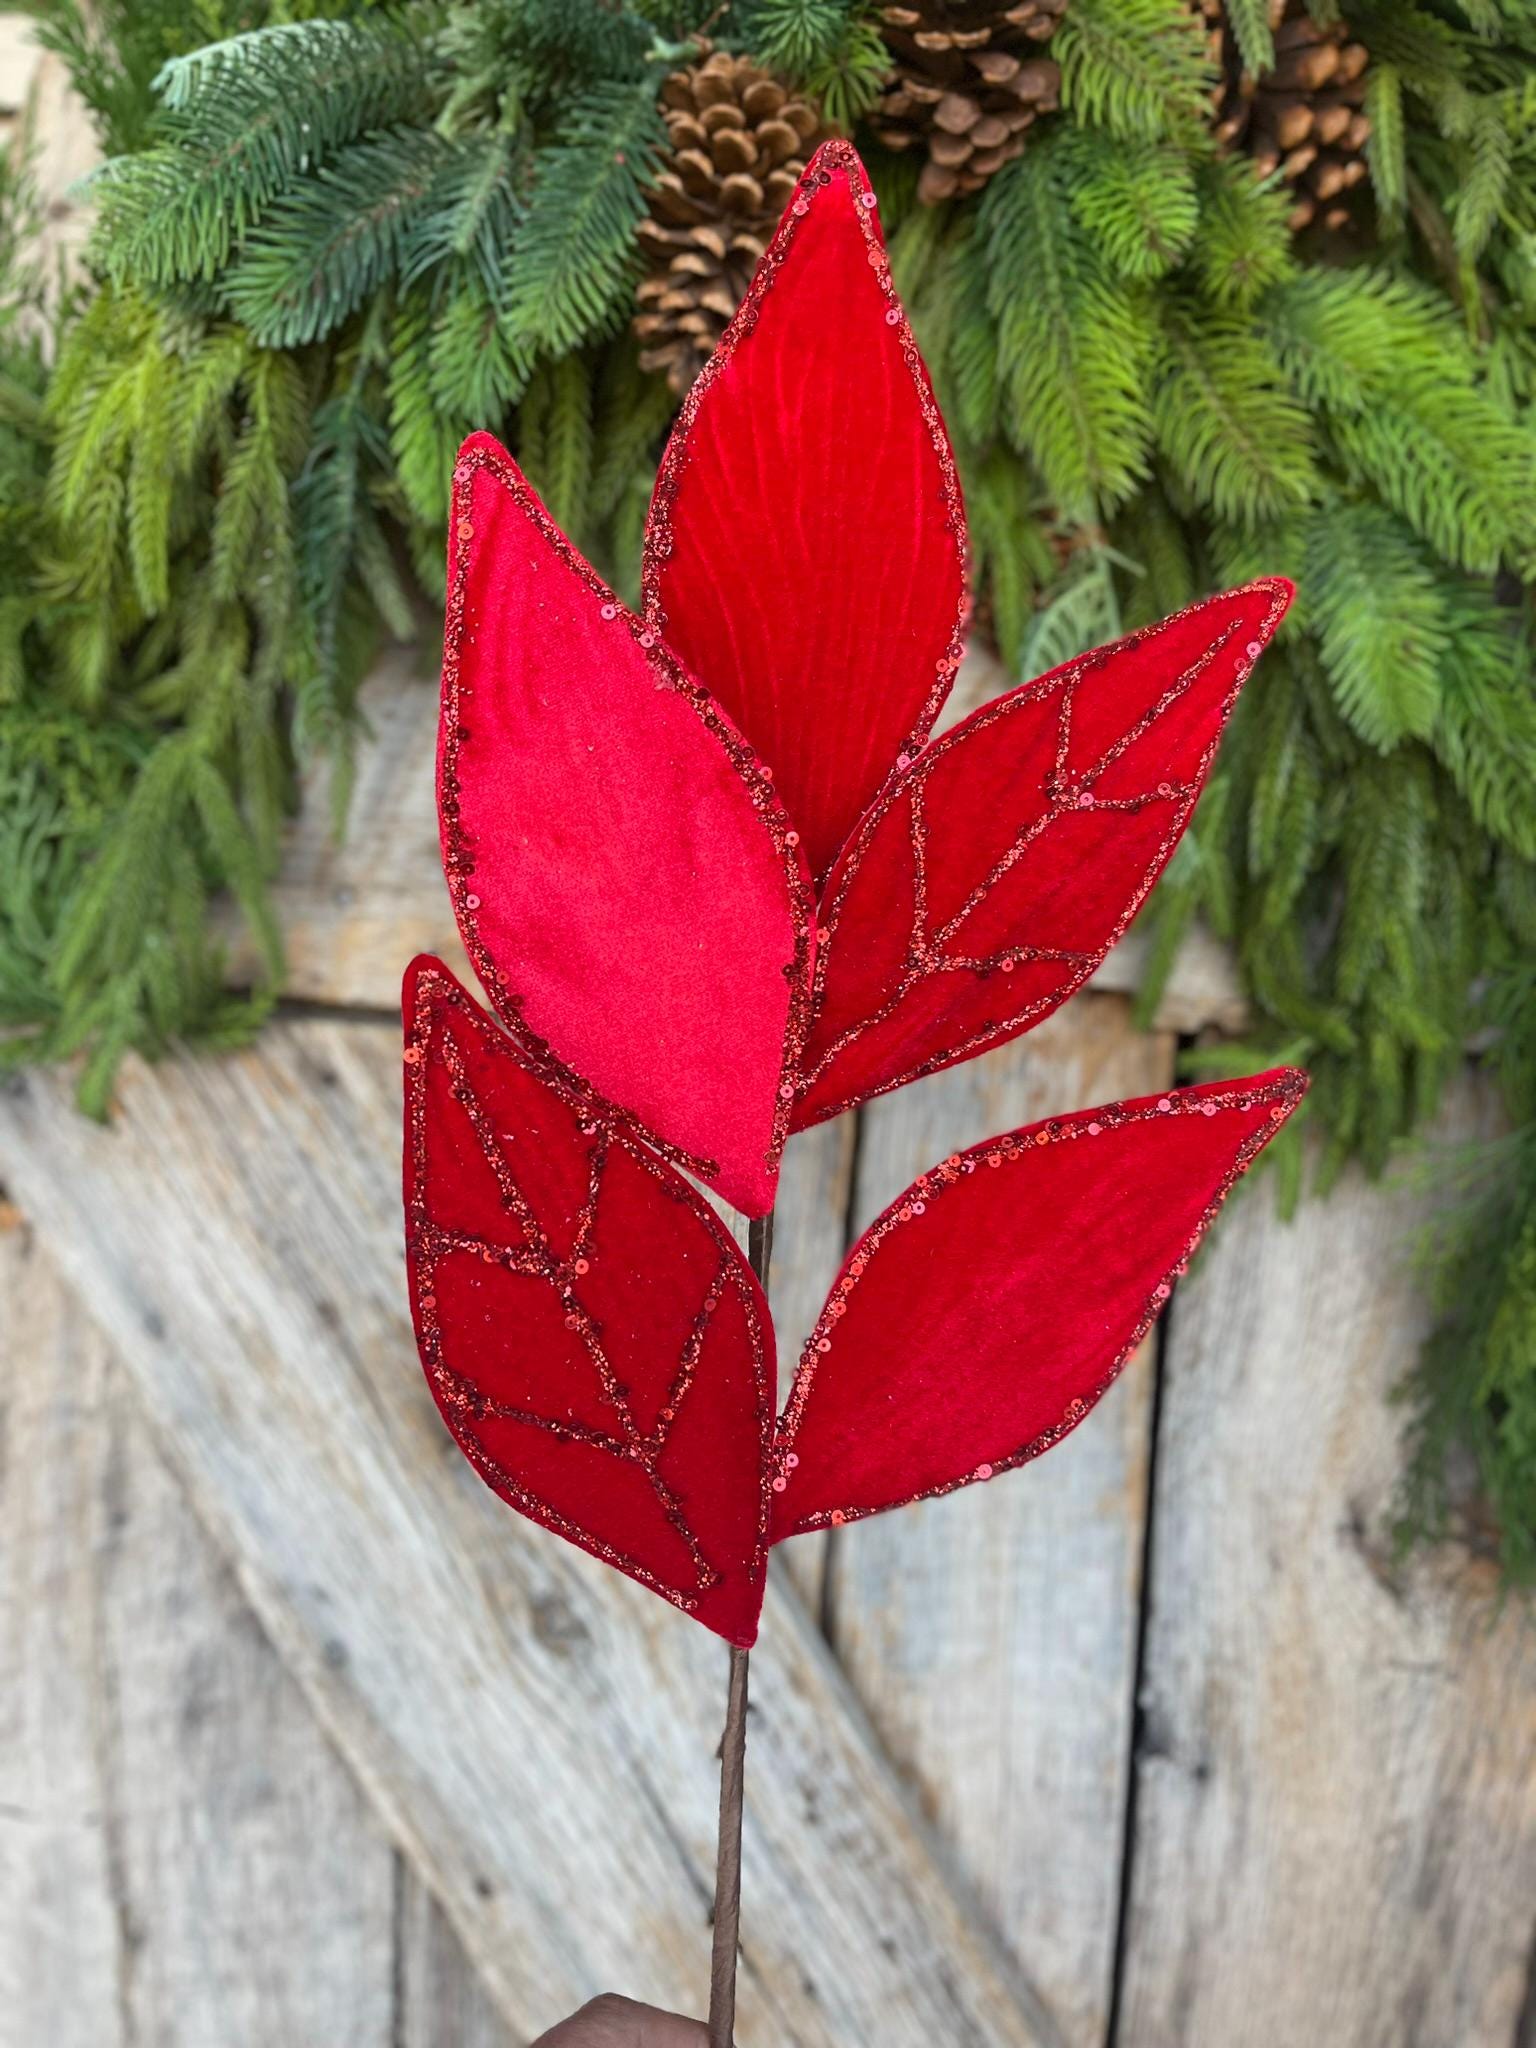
633, 50, 829, 396
872, 0, 1068, 206
1199, 0, 1371, 233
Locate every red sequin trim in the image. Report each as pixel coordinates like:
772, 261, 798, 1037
769, 1067, 1308, 1535
796, 578, 1293, 1125
641, 137, 972, 874
439, 438, 818, 1198
404, 962, 775, 1618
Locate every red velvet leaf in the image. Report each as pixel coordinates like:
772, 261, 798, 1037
770, 1068, 1307, 1538
441, 433, 816, 1218
404, 956, 776, 1647
793, 580, 1293, 1130
644, 139, 969, 885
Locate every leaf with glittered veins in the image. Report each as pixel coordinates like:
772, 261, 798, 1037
403, 956, 777, 1646
793, 579, 1294, 1131
644, 139, 969, 887
441, 433, 815, 1219
769, 1067, 1308, 1540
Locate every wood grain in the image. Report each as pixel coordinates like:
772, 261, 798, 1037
0, 1215, 399, 2046
827, 993, 1176, 2048
228, 653, 1245, 1035
0, 1024, 1066, 2048
1115, 1084, 1536, 2048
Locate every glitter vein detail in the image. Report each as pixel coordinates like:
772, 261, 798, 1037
795, 577, 1292, 1126
405, 961, 775, 1628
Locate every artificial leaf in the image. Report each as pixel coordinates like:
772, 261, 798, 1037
644, 138, 969, 884
771, 1067, 1307, 1536
404, 956, 776, 1645
442, 432, 815, 1216
793, 579, 1292, 1129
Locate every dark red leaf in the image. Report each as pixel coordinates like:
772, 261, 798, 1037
644, 139, 969, 885
793, 580, 1293, 1129
770, 1068, 1306, 1538
404, 957, 776, 1646
441, 433, 816, 1217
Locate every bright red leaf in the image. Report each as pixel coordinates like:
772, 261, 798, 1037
441, 433, 815, 1217
644, 139, 969, 885
770, 1068, 1307, 1538
404, 956, 776, 1647
793, 580, 1293, 1130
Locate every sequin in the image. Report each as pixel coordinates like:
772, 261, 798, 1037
465, 894, 481, 909
975, 1463, 993, 1480
600, 603, 618, 620
404, 965, 776, 1621
772, 1476, 788, 1493
785, 1452, 800, 1469
1246, 640, 1263, 658
1157, 1097, 1172, 1112
885, 307, 900, 326
1088, 1121, 1103, 1136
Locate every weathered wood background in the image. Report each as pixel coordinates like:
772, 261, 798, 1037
3, 31, 1535, 2048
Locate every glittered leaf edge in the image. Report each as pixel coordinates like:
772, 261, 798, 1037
403, 954, 778, 1645
641, 138, 972, 822
439, 433, 819, 1211
768, 1064, 1309, 1539
792, 577, 1295, 1130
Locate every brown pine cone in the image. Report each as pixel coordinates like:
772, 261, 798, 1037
872, 0, 1068, 205
1199, 0, 1371, 233
633, 50, 829, 396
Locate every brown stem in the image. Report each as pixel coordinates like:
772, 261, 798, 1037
707, 1212, 772, 2047
707, 1643, 750, 2047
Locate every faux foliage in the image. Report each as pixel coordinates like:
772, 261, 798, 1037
4, 0, 1535, 1577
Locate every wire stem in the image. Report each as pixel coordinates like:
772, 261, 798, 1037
706, 1211, 771, 2047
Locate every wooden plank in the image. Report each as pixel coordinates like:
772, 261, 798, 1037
397, 1870, 515, 2048
0, 1213, 400, 2045
1115, 1083, 1536, 2048
827, 993, 1176, 2048
227, 653, 1246, 1035
0, 1022, 1065, 2048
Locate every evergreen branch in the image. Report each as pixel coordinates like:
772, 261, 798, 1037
980, 139, 1155, 517
501, 80, 667, 358
1300, 503, 1447, 749
92, 16, 436, 287
1365, 64, 1408, 220
222, 131, 455, 349
1060, 128, 1199, 281
1054, 0, 1212, 141
1152, 300, 1319, 526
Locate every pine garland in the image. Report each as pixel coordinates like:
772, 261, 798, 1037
4, 0, 1535, 1581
